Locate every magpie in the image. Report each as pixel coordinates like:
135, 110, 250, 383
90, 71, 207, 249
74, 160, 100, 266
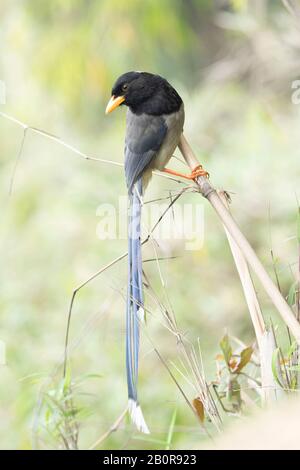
106, 71, 207, 433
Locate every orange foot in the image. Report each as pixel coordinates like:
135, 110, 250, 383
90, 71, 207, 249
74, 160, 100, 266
163, 164, 209, 180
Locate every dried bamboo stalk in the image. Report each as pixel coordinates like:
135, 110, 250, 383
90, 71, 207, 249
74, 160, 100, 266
178, 134, 300, 345
218, 191, 265, 344
218, 191, 279, 404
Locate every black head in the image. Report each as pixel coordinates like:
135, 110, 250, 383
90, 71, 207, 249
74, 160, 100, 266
106, 71, 182, 116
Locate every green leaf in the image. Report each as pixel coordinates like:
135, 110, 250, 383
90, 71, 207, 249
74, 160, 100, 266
63, 365, 72, 394
291, 375, 298, 390
271, 348, 285, 389
287, 341, 297, 360
134, 436, 168, 445
286, 365, 300, 372
230, 0, 248, 11
236, 346, 253, 373
45, 407, 52, 425
287, 282, 297, 307
165, 408, 177, 450
220, 334, 232, 367
79, 373, 103, 380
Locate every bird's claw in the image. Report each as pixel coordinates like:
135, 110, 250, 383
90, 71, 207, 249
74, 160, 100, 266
162, 164, 209, 181
190, 164, 209, 180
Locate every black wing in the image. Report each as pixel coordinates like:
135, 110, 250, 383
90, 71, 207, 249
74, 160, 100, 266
125, 111, 167, 193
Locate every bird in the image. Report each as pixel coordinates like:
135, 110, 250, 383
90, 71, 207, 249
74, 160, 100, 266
105, 71, 207, 433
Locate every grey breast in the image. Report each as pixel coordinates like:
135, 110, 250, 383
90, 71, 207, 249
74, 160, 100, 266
151, 104, 185, 171
124, 104, 184, 192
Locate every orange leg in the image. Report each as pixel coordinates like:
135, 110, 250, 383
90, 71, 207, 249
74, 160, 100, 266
162, 164, 209, 180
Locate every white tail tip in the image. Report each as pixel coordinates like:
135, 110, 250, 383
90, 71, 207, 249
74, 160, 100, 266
128, 399, 150, 434
137, 306, 145, 324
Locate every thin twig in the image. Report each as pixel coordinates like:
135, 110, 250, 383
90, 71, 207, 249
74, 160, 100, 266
63, 251, 128, 376
89, 407, 128, 450
63, 187, 187, 376
0, 111, 186, 192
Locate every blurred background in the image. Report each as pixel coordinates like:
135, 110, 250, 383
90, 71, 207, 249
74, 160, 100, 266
1, 0, 300, 449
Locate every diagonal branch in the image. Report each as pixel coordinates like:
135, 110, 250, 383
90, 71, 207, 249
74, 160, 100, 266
218, 191, 279, 405
218, 191, 266, 344
178, 134, 300, 345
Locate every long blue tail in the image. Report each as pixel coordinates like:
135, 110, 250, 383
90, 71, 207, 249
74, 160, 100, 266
126, 178, 149, 433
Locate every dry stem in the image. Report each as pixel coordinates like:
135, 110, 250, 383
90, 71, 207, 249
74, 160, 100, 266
178, 134, 300, 345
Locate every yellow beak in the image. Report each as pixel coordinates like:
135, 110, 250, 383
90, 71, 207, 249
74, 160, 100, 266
105, 95, 125, 114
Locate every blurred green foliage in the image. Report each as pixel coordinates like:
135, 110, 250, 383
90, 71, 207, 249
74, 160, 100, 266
1, 0, 300, 450
23, 0, 212, 125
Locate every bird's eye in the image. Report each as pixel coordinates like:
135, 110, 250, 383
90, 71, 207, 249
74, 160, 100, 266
122, 84, 128, 92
